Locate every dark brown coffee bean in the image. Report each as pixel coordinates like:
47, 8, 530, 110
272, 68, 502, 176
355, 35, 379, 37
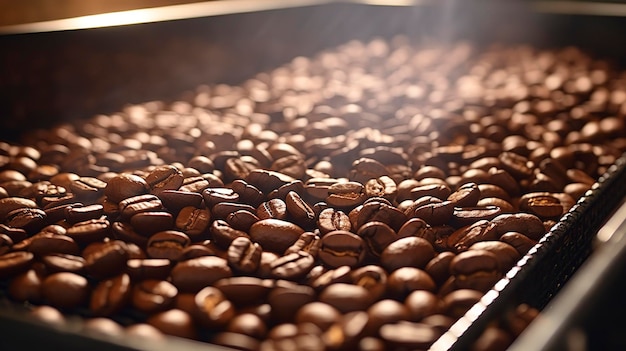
84, 240, 130, 279
425, 251, 455, 286
249, 219, 304, 253
363, 176, 397, 201
319, 283, 373, 314
66, 217, 111, 245
405, 290, 440, 321
65, 204, 104, 224
147, 308, 198, 339
42, 271, 90, 309
132, 279, 178, 313
317, 208, 351, 235
90, 273, 132, 316
224, 157, 259, 182
179, 176, 211, 193
130, 211, 174, 236
231, 180, 264, 208
105, 173, 150, 203
69, 177, 107, 201
326, 181, 366, 208
285, 191, 315, 227
366, 299, 411, 335
227, 236, 262, 274
469, 241, 520, 271
500, 231, 538, 255
379, 321, 440, 349
446, 220, 499, 253
476, 197, 516, 213
357, 221, 397, 258
8, 269, 43, 303
442, 289, 484, 318
0, 251, 34, 278
146, 230, 190, 261
220, 328, 265, 349
171, 256, 232, 293
350, 265, 387, 301
285, 232, 321, 256
323, 311, 370, 350
397, 218, 435, 245
409, 184, 452, 201
0, 223, 27, 243
83, 317, 125, 337
451, 250, 502, 291
126, 258, 172, 281
257, 198, 288, 220
349, 158, 388, 184
175, 206, 210, 238
356, 201, 407, 231
19, 181, 66, 204
194, 286, 236, 328
309, 265, 352, 291
267, 180, 305, 201
5, 207, 47, 234
111, 221, 148, 246
296, 301, 342, 331
270, 251, 315, 280
452, 206, 502, 227
29, 234, 80, 256
387, 267, 436, 298
270, 155, 306, 179
499, 152, 533, 179
380, 236, 435, 272
29, 305, 66, 326
145, 165, 184, 195
319, 230, 365, 268
159, 190, 203, 213
477, 184, 511, 201
214, 276, 273, 307
246, 169, 295, 195
210, 219, 250, 249
519, 192, 564, 219
491, 213, 546, 240
488, 168, 521, 196
226, 210, 259, 232
119, 194, 164, 220
0, 233, 11, 256
268, 282, 316, 323
0, 197, 38, 222
305, 178, 339, 201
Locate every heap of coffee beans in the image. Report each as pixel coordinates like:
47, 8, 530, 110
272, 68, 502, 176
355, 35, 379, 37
1, 36, 626, 350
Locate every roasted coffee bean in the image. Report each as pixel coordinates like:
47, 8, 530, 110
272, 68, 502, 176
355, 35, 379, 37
285, 191, 315, 227
365, 299, 411, 335
0, 223, 27, 243
8, 269, 43, 303
379, 321, 440, 350
228, 236, 262, 274
296, 302, 342, 331
193, 286, 236, 328
476, 197, 516, 213
491, 213, 546, 241
356, 201, 407, 231
499, 152, 533, 180
112, 221, 148, 247
231, 180, 264, 208
351, 265, 388, 301
468, 241, 521, 271
380, 236, 435, 271
146, 308, 198, 339
326, 181, 366, 208
69, 177, 107, 201
211, 202, 255, 221
271, 155, 306, 179
159, 190, 203, 213
119, 194, 164, 220
246, 169, 295, 195
213, 331, 261, 351
65, 204, 105, 224
210, 219, 250, 249
270, 251, 315, 280
318, 283, 373, 314
305, 178, 339, 201
446, 220, 499, 253
409, 183, 452, 201
29, 234, 80, 256
452, 206, 502, 227
29, 305, 66, 326
363, 176, 397, 201
425, 251, 456, 286
42, 272, 90, 309
319, 230, 365, 268
131, 211, 174, 236
405, 290, 440, 321
349, 158, 388, 184
451, 250, 502, 291
224, 157, 258, 182
411, 199, 455, 226
387, 267, 436, 298
19, 181, 66, 203
214, 276, 273, 307
171, 256, 232, 293
317, 208, 351, 235
175, 206, 210, 238
357, 221, 397, 257
267, 282, 316, 323
132, 279, 178, 313
397, 218, 435, 245
267, 180, 305, 201
146, 230, 190, 261
324, 311, 370, 350
84, 240, 130, 279
145, 165, 184, 195
518, 192, 564, 219
0, 233, 12, 256
90, 273, 132, 316
5, 207, 46, 233
442, 289, 484, 318
66, 217, 111, 245
257, 198, 288, 220
226, 210, 259, 232
500, 231, 538, 255
249, 219, 304, 253
309, 265, 352, 291
0, 197, 38, 222
105, 173, 150, 203
0, 251, 34, 278
179, 176, 211, 193
83, 318, 125, 337
126, 258, 172, 281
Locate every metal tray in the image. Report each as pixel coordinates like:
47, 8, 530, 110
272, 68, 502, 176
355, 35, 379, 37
2, 1, 626, 350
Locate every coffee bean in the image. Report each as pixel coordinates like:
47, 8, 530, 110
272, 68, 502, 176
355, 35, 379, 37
146, 230, 190, 261
387, 267, 436, 298
319, 230, 365, 268
105, 173, 150, 203
309, 265, 353, 291
8, 269, 43, 303
175, 206, 210, 238
231, 180, 264, 208
366, 299, 411, 335
249, 219, 304, 253
356, 201, 407, 232
296, 302, 342, 331
270, 251, 315, 280
267, 282, 315, 323
84, 240, 130, 279
228, 236, 262, 274
519, 192, 564, 219
350, 265, 388, 301
425, 251, 456, 286
318, 283, 373, 314
126, 258, 172, 281
193, 286, 236, 328
179, 176, 212, 193
214, 276, 273, 307
29, 234, 80, 256
212, 202, 257, 220
171, 256, 232, 293
446, 220, 499, 253
285, 232, 321, 256
119, 194, 164, 220
317, 208, 351, 235
363, 176, 397, 201
305, 178, 339, 201
112, 221, 148, 247
285, 191, 315, 227
69, 177, 107, 201
210, 219, 250, 249
246, 169, 295, 195
380, 237, 435, 271
271, 155, 306, 179
379, 321, 440, 349
0, 223, 27, 243
0, 251, 33, 279
145, 165, 184, 195
131, 211, 174, 236
405, 290, 440, 321
132, 279, 178, 313
66, 217, 111, 245
357, 221, 397, 258
451, 250, 502, 291
326, 181, 366, 208
0, 197, 38, 222
468, 241, 521, 271
42, 272, 90, 309
409, 184, 452, 201
65, 204, 105, 224
90, 273, 132, 316
257, 198, 288, 220
491, 213, 546, 241
452, 206, 502, 227
349, 158, 387, 184
397, 218, 435, 245
146, 308, 198, 339
226, 209, 259, 232
84, 318, 125, 337
499, 152, 533, 179
442, 289, 484, 318
159, 190, 203, 213
500, 231, 538, 255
